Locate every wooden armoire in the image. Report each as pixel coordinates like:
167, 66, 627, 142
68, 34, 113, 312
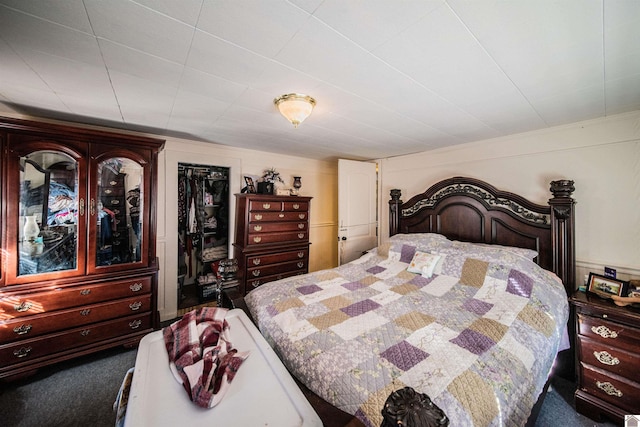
0, 117, 164, 379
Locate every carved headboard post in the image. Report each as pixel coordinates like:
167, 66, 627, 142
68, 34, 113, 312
549, 180, 576, 295
389, 189, 402, 236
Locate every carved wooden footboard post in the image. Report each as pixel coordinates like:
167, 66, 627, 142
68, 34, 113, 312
549, 180, 576, 295
389, 189, 402, 236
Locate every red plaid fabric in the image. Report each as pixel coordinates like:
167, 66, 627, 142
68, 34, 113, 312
163, 307, 249, 408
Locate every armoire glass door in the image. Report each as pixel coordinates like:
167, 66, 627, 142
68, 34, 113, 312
18, 150, 80, 277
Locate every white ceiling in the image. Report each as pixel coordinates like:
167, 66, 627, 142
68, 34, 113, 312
1, 1, 639, 161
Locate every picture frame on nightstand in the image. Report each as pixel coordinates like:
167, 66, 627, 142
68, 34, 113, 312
586, 272, 628, 300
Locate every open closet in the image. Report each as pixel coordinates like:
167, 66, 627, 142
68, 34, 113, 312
177, 163, 230, 309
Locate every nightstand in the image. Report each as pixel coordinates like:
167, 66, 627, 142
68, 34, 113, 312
570, 291, 640, 424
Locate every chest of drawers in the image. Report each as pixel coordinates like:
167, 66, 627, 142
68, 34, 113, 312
233, 194, 312, 295
571, 291, 640, 424
0, 267, 157, 379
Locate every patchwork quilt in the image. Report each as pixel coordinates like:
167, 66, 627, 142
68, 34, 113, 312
245, 234, 569, 427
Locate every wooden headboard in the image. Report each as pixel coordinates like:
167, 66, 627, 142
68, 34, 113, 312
389, 177, 576, 295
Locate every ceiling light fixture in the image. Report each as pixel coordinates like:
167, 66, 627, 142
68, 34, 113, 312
274, 93, 316, 128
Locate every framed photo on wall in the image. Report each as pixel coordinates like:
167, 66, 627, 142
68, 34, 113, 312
586, 272, 628, 300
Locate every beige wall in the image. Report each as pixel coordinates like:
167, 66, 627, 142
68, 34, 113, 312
379, 111, 640, 289
156, 138, 338, 321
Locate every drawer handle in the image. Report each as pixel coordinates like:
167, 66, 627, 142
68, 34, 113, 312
105, 189, 113, 194
80, 309, 91, 316
252, 270, 261, 277
111, 199, 120, 205
90, 198, 96, 216
262, 203, 271, 209
129, 320, 142, 329
253, 225, 262, 231
298, 252, 304, 258
293, 204, 300, 209
298, 223, 305, 229
79, 198, 85, 216
110, 180, 118, 186
254, 214, 262, 220
13, 347, 32, 358
129, 302, 142, 311
253, 237, 262, 243
252, 258, 261, 265
80, 289, 91, 296
130, 283, 143, 292
80, 329, 91, 336
297, 262, 304, 268
299, 214, 305, 219
594, 350, 620, 366
14, 302, 33, 312
596, 381, 622, 397
13, 324, 32, 335
298, 233, 304, 239
279, 213, 285, 218
591, 325, 618, 339
251, 281, 261, 288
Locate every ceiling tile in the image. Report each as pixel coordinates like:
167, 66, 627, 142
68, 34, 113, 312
197, 0, 310, 57
84, 0, 194, 63
311, 0, 443, 51
0, 6, 103, 65
134, 0, 203, 26
99, 39, 184, 87
0, 0, 93, 33
187, 30, 271, 85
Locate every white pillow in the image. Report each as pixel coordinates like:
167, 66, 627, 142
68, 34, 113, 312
407, 251, 441, 278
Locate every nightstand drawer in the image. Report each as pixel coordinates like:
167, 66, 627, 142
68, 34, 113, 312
580, 364, 640, 414
577, 314, 640, 353
578, 336, 640, 383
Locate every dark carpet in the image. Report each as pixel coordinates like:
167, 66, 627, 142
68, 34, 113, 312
0, 346, 618, 427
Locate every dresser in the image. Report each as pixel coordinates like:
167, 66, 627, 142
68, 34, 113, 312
233, 194, 312, 295
0, 116, 164, 379
571, 291, 640, 424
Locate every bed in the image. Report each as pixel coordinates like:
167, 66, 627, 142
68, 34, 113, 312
242, 176, 577, 427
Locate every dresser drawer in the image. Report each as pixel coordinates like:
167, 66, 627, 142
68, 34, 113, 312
0, 276, 152, 318
247, 259, 307, 279
0, 295, 152, 342
247, 231, 308, 246
578, 336, 640, 383
577, 313, 640, 353
249, 200, 283, 211
250, 211, 308, 222
247, 222, 307, 233
0, 313, 151, 368
580, 363, 640, 414
247, 270, 306, 291
283, 201, 308, 212
247, 249, 308, 268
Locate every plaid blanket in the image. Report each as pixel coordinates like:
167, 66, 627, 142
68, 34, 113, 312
163, 307, 249, 408
246, 234, 568, 427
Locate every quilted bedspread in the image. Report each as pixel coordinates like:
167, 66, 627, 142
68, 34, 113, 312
245, 234, 569, 427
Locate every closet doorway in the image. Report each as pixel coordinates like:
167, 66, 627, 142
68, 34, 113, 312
177, 163, 229, 309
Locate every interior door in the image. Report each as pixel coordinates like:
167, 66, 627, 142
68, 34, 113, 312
338, 159, 377, 265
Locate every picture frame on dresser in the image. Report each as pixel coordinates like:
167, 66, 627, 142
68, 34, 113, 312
587, 272, 628, 299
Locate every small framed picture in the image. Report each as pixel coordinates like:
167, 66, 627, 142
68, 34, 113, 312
587, 272, 628, 300
243, 176, 256, 193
